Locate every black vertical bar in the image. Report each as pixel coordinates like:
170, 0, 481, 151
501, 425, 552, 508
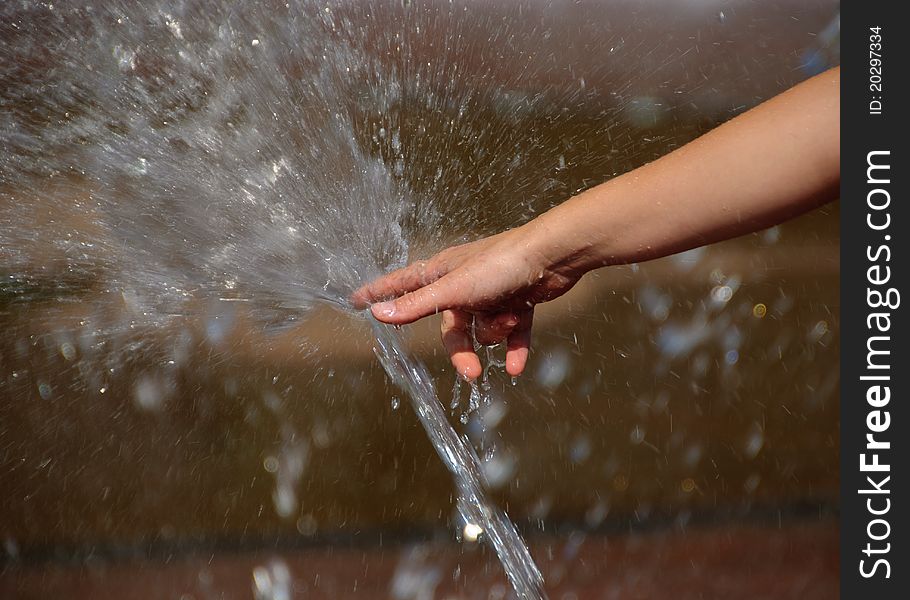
841, 2, 907, 597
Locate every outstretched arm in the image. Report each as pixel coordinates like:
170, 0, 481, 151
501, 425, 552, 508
353, 67, 840, 380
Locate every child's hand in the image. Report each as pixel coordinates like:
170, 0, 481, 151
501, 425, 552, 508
355, 67, 839, 382
351, 226, 585, 380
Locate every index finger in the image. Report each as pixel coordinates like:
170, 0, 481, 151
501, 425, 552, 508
350, 258, 446, 309
369, 276, 459, 324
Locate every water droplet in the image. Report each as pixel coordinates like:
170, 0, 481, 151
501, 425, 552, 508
252, 560, 292, 600
808, 320, 829, 343
296, 514, 318, 536
744, 425, 764, 459
37, 381, 52, 400
743, 473, 761, 493
711, 285, 733, 304
133, 375, 168, 411
263, 455, 279, 473
462, 522, 484, 543
569, 435, 592, 464
763, 225, 781, 244
3, 537, 19, 560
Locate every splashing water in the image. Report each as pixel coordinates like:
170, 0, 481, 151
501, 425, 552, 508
3, 1, 415, 321
2, 1, 549, 596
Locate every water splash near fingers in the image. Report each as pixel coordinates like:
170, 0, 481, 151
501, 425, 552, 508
372, 322, 546, 599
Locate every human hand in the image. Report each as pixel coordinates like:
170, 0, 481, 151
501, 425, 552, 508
354, 67, 841, 381
351, 225, 585, 380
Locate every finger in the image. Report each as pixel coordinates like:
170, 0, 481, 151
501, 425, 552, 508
505, 308, 534, 377
474, 312, 519, 346
441, 309, 482, 380
351, 258, 447, 309
370, 274, 465, 325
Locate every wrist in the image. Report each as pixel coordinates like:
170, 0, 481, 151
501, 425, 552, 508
528, 168, 669, 273
519, 199, 607, 277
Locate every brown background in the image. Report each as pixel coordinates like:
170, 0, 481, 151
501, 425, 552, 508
1, 1, 839, 597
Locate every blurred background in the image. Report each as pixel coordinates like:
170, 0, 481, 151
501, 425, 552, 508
1, 0, 839, 598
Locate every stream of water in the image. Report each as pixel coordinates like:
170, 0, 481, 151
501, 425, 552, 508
373, 322, 545, 598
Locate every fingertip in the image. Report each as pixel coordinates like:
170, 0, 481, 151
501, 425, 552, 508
505, 347, 529, 377
505, 308, 533, 376
452, 352, 482, 381
370, 300, 398, 322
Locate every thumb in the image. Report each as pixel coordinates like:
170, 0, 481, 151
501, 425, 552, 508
370, 277, 458, 325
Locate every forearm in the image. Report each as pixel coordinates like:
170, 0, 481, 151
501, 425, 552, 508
527, 67, 840, 273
